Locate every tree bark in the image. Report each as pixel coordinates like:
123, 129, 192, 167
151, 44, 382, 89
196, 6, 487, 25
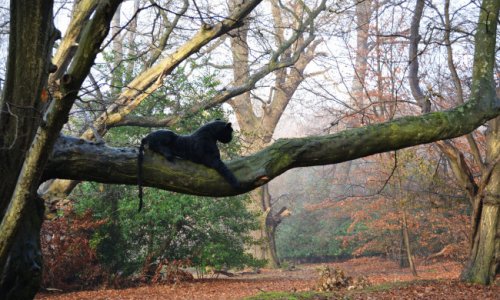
226, 0, 327, 266
0, 1, 57, 292
0, 0, 56, 215
337, 0, 373, 189
0, 0, 122, 293
408, 0, 429, 113
399, 225, 408, 268
0, 197, 44, 299
264, 205, 290, 269
461, 117, 500, 284
351, 0, 371, 109
406, 0, 499, 284
260, 186, 285, 268
402, 211, 418, 276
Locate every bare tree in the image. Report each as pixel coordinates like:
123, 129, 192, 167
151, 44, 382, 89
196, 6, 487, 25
407, 0, 499, 284
227, 0, 327, 266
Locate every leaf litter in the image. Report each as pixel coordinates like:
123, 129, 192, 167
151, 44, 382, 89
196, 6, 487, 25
36, 257, 499, 300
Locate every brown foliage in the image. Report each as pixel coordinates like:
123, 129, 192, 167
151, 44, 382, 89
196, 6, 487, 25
41, 209, 108, 290
317, 266, 370, 291
140, 257, 193, 284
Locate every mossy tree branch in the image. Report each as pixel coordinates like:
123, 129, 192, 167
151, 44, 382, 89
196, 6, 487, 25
44, 97, 499, 197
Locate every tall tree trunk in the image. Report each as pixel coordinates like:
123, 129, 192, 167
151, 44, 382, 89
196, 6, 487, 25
262, 185, 279, 268
406, 0, 499, 284
0, 1, 121, 298
261, 182, 292, 268
0, 0, 55, 214
402, 211, 418, 276
0, 197, 45, 299
111, 4, 123, 96
337, 0, 373, 187
459, 0, 500, 281
399, 225, 408, 268
0, 1, 56, 297
461, 118, 500, 284
350, 0, 371, 110
226, 0, 266, 262
227, 0, 323, 267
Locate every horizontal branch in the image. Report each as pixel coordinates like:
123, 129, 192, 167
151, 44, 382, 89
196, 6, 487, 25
43, 100, 499, 197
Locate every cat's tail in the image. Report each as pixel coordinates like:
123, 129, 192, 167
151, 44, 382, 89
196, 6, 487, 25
137, 138, 147, 212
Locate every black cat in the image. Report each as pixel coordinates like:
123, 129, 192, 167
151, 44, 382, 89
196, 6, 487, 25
137, 120, 240, 211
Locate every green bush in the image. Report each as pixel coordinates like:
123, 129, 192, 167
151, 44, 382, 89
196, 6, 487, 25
73, 183, 261, 276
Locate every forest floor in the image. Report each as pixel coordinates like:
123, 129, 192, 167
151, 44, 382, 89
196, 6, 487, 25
36, 257, 499, 300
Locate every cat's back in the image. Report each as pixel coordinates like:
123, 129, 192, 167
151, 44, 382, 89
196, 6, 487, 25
146, 129, 176, 140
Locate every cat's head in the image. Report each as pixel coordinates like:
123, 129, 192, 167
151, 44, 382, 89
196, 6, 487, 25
210, 119, 233, 143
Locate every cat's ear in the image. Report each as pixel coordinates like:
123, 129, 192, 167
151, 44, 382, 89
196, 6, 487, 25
225, 122, 232, 128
